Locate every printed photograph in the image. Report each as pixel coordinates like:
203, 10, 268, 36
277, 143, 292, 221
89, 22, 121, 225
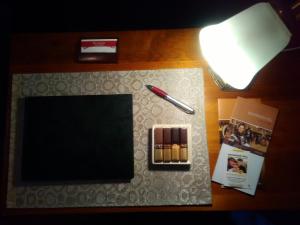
219, 119, 230, 144
227, 154, 247, 174
221, 119, 272, 153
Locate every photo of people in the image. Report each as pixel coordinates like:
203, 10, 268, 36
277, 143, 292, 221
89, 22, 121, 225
222, 124, 237, 146
227, 154, 247, 174
221, 119, 272, 153
219, 120, 230, 144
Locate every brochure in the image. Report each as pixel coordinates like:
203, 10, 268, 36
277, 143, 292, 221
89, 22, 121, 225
223, 148, 249, 189
218, 98, 261, 144
212, 143, 264, 195
213, 97, 278, 195
230, 97, 278, 155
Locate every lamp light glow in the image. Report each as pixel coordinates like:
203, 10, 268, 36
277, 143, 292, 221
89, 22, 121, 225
199, 2, 292, 90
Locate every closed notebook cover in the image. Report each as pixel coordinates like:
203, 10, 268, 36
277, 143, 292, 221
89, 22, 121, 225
21, 95, 134, 183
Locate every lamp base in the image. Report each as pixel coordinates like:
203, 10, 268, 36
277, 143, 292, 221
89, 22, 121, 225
207, 67, 239, 91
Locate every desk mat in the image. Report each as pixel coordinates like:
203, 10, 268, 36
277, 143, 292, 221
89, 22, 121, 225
7, 68, 212, 207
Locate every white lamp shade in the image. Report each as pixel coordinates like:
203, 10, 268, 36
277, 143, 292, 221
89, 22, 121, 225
199, 2, 292, 90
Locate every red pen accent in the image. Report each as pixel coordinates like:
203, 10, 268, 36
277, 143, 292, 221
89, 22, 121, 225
145, 84, 195, 114
146, 85, 167, 98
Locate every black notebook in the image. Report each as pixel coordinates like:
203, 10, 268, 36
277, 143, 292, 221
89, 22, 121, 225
20, 95, 134, 183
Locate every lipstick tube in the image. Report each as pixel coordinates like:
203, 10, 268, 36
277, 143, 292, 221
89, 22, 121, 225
171, 128, 180, 162
154, 128, 163, 162
163, 128, 172, 162
180, 128, 188, 162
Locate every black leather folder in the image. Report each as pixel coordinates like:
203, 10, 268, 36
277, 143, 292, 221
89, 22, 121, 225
21, 94, 134, 183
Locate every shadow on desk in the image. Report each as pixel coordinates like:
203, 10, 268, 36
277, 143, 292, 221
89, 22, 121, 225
1, 211, 300, 225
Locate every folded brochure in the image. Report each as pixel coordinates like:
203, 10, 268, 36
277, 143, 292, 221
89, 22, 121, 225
213, 97, 278, 195
213, 143, 264, 195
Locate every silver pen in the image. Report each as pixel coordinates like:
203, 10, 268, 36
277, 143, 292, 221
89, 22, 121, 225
145, 85, 195, 114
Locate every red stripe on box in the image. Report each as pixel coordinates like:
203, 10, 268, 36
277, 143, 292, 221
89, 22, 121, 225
81, 40, 117, 49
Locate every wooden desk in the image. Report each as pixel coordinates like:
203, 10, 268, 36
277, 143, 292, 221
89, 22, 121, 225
2, 28, 300, 214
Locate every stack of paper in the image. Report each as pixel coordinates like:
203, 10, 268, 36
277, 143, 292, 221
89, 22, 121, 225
213, 97, 278, 195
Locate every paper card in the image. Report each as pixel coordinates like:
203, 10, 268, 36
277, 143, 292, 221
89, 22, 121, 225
230, 97, 279, 154
223, 148, 250, 189
212, 143, 264, 195
218, 98, 261, 144
231, 97, 278, 131
218, 98, 261, 120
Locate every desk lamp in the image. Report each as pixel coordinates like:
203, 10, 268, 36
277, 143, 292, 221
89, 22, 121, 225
199, 2, 292, 90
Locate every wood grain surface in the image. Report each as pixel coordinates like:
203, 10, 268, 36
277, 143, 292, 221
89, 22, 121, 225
3, 28, 300, 214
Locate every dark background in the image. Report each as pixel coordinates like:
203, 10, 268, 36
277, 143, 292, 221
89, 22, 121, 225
0, 0, 299, 224
1, 0, 259, 32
